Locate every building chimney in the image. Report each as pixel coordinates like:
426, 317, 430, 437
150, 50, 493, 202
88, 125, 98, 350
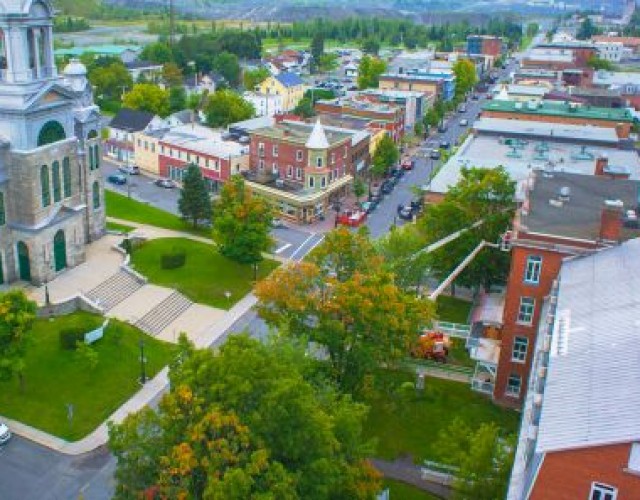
595, 155, 608, 176
600, 199, 624, 242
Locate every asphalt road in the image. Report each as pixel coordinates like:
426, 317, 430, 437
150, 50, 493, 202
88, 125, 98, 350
0, 61, 518, 500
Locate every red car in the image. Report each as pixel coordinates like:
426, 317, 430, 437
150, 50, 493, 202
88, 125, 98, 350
401, 159, 414, 171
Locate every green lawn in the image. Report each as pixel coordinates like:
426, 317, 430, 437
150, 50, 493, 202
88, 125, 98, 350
0, 312, 175, 440
383, 479, 441, 500
106, 221, 135, 233
435, 295, 472, 324
105, 190, 209, 236
130, 238, 279, 309
365, 370, 519, 464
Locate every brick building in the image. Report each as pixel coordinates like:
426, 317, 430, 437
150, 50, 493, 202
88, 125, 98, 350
478, 171, 640, 408
245, 120, 369, 223
379, 71, 455, 102
507, 237, 640, 500
314, 96, 405, 142
481, 100, 634, 138
467, 35, 504, 57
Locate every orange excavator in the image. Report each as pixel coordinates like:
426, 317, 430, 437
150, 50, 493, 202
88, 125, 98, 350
411, 331, 450, 363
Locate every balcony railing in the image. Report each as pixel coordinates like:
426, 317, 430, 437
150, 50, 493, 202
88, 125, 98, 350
471, 378, 494, 394
432, 320, 471, 338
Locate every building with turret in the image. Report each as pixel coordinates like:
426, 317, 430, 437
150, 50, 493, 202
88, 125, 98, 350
0, 0, 105, 286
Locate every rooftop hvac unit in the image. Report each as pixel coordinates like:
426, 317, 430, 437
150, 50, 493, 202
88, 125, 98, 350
533, 393, 543, 406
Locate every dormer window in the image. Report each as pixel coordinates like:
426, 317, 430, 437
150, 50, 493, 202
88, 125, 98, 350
316, 157, 323, 168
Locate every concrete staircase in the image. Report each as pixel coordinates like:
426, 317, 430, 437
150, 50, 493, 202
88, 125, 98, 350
135, 291, 193, 337
86, 270, 144, 311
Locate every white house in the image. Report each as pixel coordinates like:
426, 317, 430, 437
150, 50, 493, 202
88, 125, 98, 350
243, 92, 284, 117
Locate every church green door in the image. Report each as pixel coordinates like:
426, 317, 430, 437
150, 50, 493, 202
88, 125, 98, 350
54, 230, 67, 272
17, 242, 30, 282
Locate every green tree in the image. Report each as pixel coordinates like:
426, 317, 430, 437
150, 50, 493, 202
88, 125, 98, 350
256, 228, 434, 394
310, 33, 325, 73
109, 335, 381, 499
317, 53, 339, 72
178, 163, 212, 229
75, 340, 99, 371
168, 86, 187, 113
361, 38, 380, 55
453, 58, 478, 101
212, 51, 241, 88
212, 176, 272, 264
243, 66, 270, 90
435, 418, 515, 500
376, 224, 430, 293
414, 121, 425, 138
122, 83, 170, 117
88, 61, 133, 101
357, 55, 386, 90
371, 134, 399, 178
204, 89, 254, 127
587, 55, 615, 71
139, 41, 173, 64
577, 17, 599, 40
0, 290, 37, 392
162, 62, 183, 87
419, 167, 515, 289
293, 97, 315, 118
353, 177, 366, 202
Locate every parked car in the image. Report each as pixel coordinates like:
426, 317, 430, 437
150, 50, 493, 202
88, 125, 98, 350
0, 421, 11, 445
459, 118, 469, 127
458, 104, 467, 113
471, 93, 479, 100
397, 204, 414, 221
437, 124, 448, 133
154, 178, 176, 189
107, 174, 127, 185
271, 218, 285, 228
401, 159, 414, 170
410, 198, 424, 213
391, 167, 404, 179
440, 140, 451, 149
360, 201, 376, 214
381, 180, 394, 195
119, 165, 140, 175
430, 149, 441, 160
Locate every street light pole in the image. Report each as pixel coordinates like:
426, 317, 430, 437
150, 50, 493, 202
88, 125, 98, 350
139, 338, 146, 384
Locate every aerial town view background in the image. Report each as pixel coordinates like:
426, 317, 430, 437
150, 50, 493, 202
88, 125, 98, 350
0, 0, 639, 499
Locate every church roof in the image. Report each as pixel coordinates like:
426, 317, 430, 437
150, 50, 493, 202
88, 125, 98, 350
305, 119, 330, 149
0, 0, 52, 15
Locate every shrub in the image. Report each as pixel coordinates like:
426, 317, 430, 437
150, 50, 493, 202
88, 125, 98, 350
160, 248, 186, 269
60, 327, 86, 350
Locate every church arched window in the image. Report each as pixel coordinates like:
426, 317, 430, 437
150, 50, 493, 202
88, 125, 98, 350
40, 164, 50, 207
52, 160, 61, 202
37, 121, 66, 147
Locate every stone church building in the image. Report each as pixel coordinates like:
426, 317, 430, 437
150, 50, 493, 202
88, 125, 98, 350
0, 0, 105, 286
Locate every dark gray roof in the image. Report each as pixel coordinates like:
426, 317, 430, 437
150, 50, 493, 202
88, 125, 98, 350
522, 171, 640, 241
110, 108, 156, 132
124, 60, 162, 70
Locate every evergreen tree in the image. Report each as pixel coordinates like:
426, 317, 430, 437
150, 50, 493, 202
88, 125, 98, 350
178, 163, 212, 229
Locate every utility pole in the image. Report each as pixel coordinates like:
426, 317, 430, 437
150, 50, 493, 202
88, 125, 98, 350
168, 0, 175, 48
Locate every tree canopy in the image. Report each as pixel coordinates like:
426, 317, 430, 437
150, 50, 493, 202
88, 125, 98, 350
212, 51, 241, 88
357, 56, 387, 90
371, 134, 399, 178
212, 176, 272, 264
418, 167, 515, 289
0, 290, 37, 391
122, 84, 170, 117
204, 89, 254, 128
109, 335, 381, 499
178, 163, 212, 229
453, 59, 478, 101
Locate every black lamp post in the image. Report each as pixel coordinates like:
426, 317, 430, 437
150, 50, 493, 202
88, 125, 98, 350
333, 200, 342, 228
253, 261, 258, 281
139, 338, 147, 384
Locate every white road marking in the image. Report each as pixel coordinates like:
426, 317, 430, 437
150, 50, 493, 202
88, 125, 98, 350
289, 233, 316, 261
275, 243, 292, 255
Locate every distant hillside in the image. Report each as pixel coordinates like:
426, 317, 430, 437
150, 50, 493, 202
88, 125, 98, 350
53, 0, 103, 17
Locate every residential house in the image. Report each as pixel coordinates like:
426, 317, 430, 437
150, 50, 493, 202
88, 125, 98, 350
592, 70, 640, 109
379, 71, 455, 101
125, 60, 164, 83
106, 108, 166, 163
358, 88, 433, 130
257, 73, 307, 112
243, 92, 284, 117
55, 45, 141, 64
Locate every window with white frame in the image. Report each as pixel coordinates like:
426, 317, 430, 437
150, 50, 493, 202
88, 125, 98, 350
309, 176, 315, 188
506, 374, 521, 397
272, 163, 278, 174
258, 142, 265, 156
524, 256, 542, 284
296, 167, 302, 180
590, 483, 617, 500
331, 153, 335, 164
273, 145, 278, 157
512, 336, 528, 362
296, 150, 303, 161
287, 165, 293, 178
321, 176, 326, 188
517, 297, 535, 325
316, 157, 323, 168
258, 159, 265, 170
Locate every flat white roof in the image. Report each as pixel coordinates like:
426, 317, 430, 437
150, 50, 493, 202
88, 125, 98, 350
593, 70, 640, 87
428, 133, 640, 198
159, 124, 248, 158
537, 238, 640, 452
491, 84, 549, 97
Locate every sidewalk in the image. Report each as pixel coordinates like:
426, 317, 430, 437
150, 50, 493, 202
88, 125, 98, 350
3, 290, 260, 455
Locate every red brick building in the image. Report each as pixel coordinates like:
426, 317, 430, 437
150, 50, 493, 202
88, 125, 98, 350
467, 35, 504, 57
507, 235, 640, 499
314, 97, 405, 143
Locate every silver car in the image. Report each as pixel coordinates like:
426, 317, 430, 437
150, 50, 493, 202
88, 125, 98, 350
0, 421, 11, 445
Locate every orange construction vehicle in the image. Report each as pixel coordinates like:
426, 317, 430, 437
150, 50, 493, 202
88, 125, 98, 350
411, 331, 450, 363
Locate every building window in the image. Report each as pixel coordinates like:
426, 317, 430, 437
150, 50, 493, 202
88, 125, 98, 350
296, 167, 302, 180
0, 191, 4, 226
321, 176, 326, 188
93, 145, 100, 169
187, 153, 191, 162
169, 149, 173, 158
273, 145, 279, 157
524, 256, 542, 284
316, 157, 323, 168
41, 164, 50, 207
517, 297, 535, 325
52, 160, 61, 202
92, 181, 100, 209
272, 163, 278, 174
287, 165, 293, 178
37, 121, 66, 147
344, 146, 348, 159
590, 483, 617, 500
63, 157, 71, 198
137, 139, 141, 147
296, 150, 303, 161
512, 336, 528, 363
330, 153, 335, 164
258, 159, 265, 171
151, 143, 155, 153
144, 141, 148, 150
258, 142, 265, 156
160, 145, 165, 154
506, 374, 521, 397
309, 176, 315, 188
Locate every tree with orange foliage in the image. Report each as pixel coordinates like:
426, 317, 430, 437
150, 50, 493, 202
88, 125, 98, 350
255, 227, 435, 394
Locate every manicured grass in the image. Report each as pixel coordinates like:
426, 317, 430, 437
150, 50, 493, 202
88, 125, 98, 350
365, 370, 519, 464
383, 479, 441, 500
435, 295, 472, 324
130, 238, 279, 309
105, 190, 209, 236
0, 312, 175, 441
106, 221, 135, 233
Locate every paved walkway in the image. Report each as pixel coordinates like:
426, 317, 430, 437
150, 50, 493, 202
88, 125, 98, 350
371, 457, 451, 499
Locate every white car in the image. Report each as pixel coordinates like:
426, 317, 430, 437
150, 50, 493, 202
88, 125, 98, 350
459, 118, 469, 127
0, 421, 11, 445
